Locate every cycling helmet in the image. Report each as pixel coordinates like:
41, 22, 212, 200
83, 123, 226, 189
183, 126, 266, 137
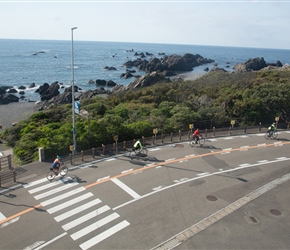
57, 155, 61, 159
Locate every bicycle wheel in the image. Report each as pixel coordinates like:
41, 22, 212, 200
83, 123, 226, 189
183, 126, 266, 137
272, 131, 278, 139
199, 137, 205, 146
47, 171, 55, 181
265, 132, 270, 139
129, 151, 137, 158
59, 166, 68, 176
189, 140, 196, 147
140, 148, 148, 155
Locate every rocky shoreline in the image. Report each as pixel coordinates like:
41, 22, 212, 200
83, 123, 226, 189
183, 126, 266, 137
0, 55, 288, 115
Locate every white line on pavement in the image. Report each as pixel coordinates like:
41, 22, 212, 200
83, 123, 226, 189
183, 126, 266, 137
111, 178, 141, 199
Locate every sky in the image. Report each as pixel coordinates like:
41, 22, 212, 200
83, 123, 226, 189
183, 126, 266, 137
0, 0, 290, 50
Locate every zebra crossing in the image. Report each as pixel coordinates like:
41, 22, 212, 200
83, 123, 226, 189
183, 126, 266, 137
24, 177, 130, 250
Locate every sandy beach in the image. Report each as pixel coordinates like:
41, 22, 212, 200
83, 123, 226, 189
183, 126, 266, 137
0, 102, 37, 129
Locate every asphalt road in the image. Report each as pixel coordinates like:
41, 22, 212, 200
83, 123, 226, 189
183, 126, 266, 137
1, 131, 290, 250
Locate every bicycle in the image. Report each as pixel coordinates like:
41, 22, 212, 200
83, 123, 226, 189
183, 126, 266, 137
129, 147, 148, 158
47, 163, 68, 181
189, 136, 205, 147
265, 130, 278, 140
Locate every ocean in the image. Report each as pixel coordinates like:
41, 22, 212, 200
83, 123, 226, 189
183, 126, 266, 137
1, 39, 289, 101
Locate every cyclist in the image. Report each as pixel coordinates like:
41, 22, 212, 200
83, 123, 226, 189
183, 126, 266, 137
133, 139, 143, 154
193, 128, 202, 144
51, 155, 61, 175
267, 122, 276, 136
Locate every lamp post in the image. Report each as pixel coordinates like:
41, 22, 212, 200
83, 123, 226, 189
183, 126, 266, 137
71, 27, 77, 155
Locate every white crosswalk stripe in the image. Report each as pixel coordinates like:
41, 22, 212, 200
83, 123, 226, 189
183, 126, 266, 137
47, 193, 93, 214
62, 205, 111, 231
25, 178, 130, 249
79, 220, 130, 250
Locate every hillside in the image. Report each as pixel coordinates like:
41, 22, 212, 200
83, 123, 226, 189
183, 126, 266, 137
1, 69, 290, 162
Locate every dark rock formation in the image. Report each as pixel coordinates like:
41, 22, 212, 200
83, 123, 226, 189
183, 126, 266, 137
29, 83, 36, 88
34, 87, 110, 111
96, 79, 117, 87
0, 93, 19, 104
0, 86, 11, 94
123, 53, 214, 75
120, 71, 134, 79
210, 67, 228, 73
7, 88, 17, 94
35, 81, 61, 101
234, 57, 283, 73
112, 71, 171, 93
103, 66, 117, 71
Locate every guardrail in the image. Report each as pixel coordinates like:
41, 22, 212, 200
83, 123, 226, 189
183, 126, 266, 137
0, 154, 16, 187
64, 124, 272, 166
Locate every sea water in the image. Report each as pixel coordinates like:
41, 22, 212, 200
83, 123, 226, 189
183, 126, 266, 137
0, 39, 289, 101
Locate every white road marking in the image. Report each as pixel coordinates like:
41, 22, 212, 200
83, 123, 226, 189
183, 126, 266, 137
0, 212, 6, 221
79, 220, 130, 250
222, 137, 234, 140
97, 176, 110, 182
62, 205, 110, 231
276, 157, 288, 160
149, 148, 161, 151
33, 232, 67, 250
240, 146, 249, 151
24, 178, 47, 188
151, 172, 290, 250
1, 217, 19, 228
47, 193, 94, 214
34, 182, 79, 200
41, 187, 86, 206
274, 142, 283, 146
54, 199, 102, 222
196, 172, 210, 176
71, 212, 120, 240
106, 158, 116, 162
221, 148, 232, 154
111, 178, 140, 199
121, 169, 133, 174
239, 163, 251, 167
113, 157, 290, 211
23, 241, 45, 250
28, 180, 63, 194
165, 158, 176, 162
153, 186, 163, 191
257, 160, 269, 163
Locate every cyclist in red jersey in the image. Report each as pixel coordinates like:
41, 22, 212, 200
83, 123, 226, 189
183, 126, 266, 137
193, 129, 202, 144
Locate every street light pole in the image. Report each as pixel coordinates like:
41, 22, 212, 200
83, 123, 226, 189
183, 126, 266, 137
71, 27, 77, 155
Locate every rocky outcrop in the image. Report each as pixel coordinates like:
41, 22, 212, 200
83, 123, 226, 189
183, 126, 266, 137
34, 87, 110, 111
234, 57, 283, 73
35, 81, 61, 101
123, 53, 215, 74
96, 79, 117, 87
0, 93, 19, 104
111, 71, 171, 93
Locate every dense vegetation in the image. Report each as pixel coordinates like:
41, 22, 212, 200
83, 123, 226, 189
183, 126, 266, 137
1, 69, 290, 162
